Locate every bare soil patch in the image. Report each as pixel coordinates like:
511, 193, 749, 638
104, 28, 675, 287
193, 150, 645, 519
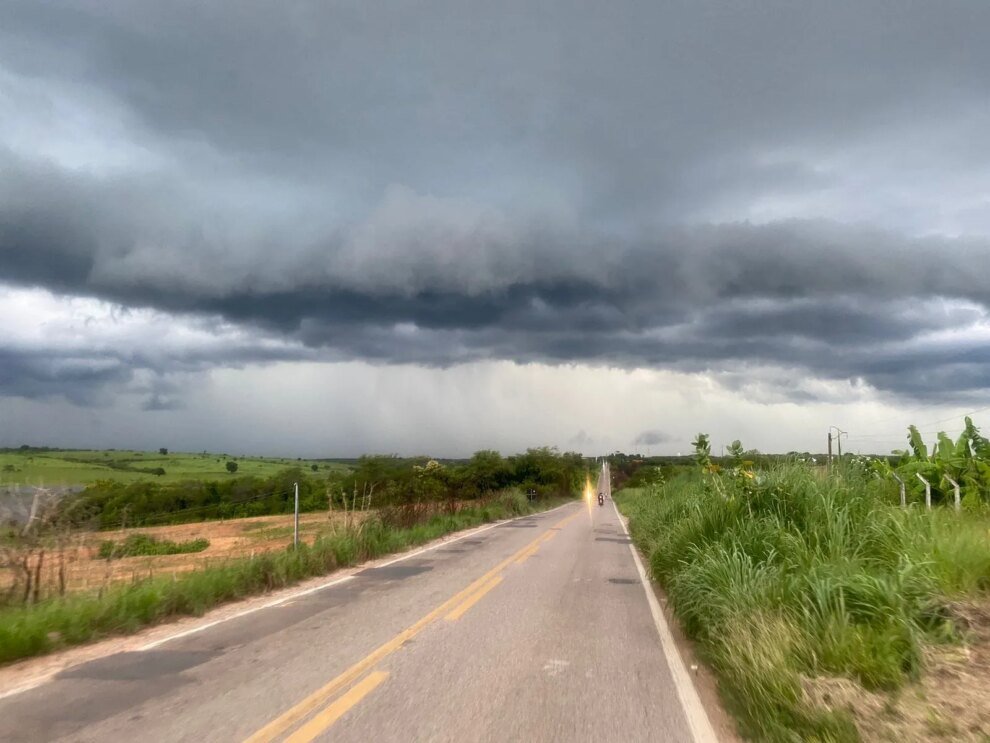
803, 600, 990, 742
2, 511, 369, 598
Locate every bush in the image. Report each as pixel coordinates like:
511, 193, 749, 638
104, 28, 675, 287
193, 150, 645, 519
226, 461, 238, 474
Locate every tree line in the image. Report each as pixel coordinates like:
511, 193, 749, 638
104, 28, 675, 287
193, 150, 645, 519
56, 447, 586, 529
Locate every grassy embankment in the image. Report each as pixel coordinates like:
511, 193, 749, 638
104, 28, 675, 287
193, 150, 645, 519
617, 466, 990, 741
0, 491, 570, 666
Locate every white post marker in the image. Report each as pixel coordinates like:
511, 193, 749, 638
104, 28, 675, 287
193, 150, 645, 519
293, 481, 300, 548
944, 475, 961, 512
916, 473, 931, 509
891, 472, 906, 509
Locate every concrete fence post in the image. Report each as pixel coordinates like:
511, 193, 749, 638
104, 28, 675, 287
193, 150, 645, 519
891, 473, 906, 509
944, 475, 961, 513
916, 473, 931, 510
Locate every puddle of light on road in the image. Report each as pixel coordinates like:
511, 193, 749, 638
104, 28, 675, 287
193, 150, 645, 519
584, 473, 594, 523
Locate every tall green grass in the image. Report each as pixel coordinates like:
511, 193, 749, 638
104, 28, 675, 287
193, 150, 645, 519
617, 466, 990, 742
0, 492, 566, 666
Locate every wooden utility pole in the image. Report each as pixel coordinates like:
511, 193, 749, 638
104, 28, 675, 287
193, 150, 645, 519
827, 431, 833, 475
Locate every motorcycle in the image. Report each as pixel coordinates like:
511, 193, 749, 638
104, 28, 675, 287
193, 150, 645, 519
597, 492, 604, 506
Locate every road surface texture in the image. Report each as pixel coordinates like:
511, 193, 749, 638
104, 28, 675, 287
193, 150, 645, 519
0, 466, 715, 742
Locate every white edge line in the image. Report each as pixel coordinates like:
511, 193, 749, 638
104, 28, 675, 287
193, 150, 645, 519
612, 499, 719, 743
1, 501, 577, 699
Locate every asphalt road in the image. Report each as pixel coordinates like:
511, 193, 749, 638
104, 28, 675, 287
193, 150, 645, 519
0, 467, 714, 742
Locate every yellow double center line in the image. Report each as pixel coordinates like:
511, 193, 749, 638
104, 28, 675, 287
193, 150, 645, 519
244, 506, 583, 743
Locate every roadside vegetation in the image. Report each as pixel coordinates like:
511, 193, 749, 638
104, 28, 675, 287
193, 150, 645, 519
616, 427, 990, 741
96, 534, 210, 559
0, 491, 568, 665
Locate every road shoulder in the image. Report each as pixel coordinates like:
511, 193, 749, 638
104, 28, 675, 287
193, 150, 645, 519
611, 499, 742, 743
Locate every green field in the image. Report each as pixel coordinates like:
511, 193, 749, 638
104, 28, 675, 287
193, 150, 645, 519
0, 449, 351, 487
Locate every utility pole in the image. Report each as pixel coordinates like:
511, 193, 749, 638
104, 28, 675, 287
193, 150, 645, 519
828, 426, 846, 471
827, 431, 833, 475
293, 481, 300, 549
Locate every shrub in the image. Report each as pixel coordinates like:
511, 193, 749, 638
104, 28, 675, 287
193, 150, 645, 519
97, 534, 210, 559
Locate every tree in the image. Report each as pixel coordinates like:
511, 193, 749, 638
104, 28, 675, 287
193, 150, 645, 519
311, 464, 318, 472
159, 448, 168, 456
226, 461, 238, 474
464, 450, 511, 493
152, 467, 166, 477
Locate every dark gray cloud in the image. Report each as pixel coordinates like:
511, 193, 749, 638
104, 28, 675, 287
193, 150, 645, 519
0, 348, 131, 405
633, 431, 672, 447
3, 1, 990, 407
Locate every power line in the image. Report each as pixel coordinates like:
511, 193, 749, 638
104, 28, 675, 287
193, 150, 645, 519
851, 405, 990, 437
912, 404, 990, 430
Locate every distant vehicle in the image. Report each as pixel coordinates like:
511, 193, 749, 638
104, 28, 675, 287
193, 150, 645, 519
597, 492, 604, 506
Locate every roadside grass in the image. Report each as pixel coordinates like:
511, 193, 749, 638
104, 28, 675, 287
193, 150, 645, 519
97, 534, 210, 559
616, 467, 990, 742
0, 492, 570, 666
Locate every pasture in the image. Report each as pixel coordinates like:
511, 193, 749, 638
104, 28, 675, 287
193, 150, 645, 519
0, 448, 350, 487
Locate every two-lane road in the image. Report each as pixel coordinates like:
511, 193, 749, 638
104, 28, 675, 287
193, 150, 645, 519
0, 470, 715, 742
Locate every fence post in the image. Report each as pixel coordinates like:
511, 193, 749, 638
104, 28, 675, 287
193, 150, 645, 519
916, 473, 931, 510
944, 475, 961, 513
293, 482, 300, 548
891, 473, 906, 509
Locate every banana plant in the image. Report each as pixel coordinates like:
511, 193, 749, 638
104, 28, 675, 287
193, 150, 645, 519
896, 417, 989, 506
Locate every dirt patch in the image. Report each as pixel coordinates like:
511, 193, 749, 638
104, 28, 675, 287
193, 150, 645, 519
1, 510, 370, 599
803, 600, 990, 742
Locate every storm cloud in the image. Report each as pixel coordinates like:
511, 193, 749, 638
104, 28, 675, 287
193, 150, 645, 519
2, 1, 990, 435
633, 430, 673, 448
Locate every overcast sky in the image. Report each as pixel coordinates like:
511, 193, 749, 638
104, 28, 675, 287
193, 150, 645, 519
2, 1, 990, 457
